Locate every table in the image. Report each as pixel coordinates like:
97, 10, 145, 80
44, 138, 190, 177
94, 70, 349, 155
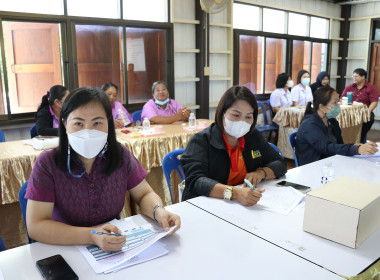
188, 155, 380, 278
0, 202, 343, 280
0, 120, 213, 206
273, 105, 371, 159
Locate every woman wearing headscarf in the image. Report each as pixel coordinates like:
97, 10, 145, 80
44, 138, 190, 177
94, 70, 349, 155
310, 71, 330, 94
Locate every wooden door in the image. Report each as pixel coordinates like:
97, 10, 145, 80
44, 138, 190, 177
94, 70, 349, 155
265, 38, 285, 93
75, 25, 124, 102
292, 40, 310, 83
369, 42, 380, 94
3, 22, 62, 113
311, 43, 322, 83
239, 35, 262, 94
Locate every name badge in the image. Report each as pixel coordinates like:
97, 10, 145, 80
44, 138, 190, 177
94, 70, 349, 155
251, 150, 262, 159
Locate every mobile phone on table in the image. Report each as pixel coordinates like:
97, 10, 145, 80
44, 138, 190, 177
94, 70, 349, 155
121, 129, 131, 134
36, 254, 78, 280
276, 180, 311, 194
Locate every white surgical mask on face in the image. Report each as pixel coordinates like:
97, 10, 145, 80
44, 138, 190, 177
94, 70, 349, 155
224, 115, 251, 138
286, 80, 294, 88
67, 129, 108, 159
302, 78, 310, 86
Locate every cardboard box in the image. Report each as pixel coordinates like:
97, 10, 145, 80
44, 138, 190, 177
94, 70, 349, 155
303, 176, 380, 248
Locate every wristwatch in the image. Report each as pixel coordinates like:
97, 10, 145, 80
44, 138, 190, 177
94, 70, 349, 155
224, 186, 233, 200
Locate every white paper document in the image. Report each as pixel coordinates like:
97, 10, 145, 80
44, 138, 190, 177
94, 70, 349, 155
103, 242, 168, 274
255, 185, 305, 215
234, 184, 305, 215
77, 219, 176, 274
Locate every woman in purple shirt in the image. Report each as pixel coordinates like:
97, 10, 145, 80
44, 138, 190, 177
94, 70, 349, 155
101, 82, 133, 128
26, 87, 180, 253
141, 81, 191, 124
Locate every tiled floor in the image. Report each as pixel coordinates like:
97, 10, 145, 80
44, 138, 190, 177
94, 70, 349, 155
1, 129, 380, 250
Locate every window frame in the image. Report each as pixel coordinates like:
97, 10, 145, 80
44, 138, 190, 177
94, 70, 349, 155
0, 0, 173, 123
234, 28, 331, 97
233, 2, 332, 98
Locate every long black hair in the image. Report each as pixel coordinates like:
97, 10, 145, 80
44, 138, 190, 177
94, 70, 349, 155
55, 87, 123, 175
37, 85, 67, 113
215, 85, 258, 135
304, 86, 336, 117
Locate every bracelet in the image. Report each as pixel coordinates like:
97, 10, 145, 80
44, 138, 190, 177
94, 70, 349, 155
257, 167, 267, 181
152, 204, 165, 223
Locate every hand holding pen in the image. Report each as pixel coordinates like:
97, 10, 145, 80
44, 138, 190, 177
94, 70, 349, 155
230, 178, 265, 207
90, 224, 126, 253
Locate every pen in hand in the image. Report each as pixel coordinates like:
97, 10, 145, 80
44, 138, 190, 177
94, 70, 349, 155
90, 230, 123, 237
244, 179, 256, 191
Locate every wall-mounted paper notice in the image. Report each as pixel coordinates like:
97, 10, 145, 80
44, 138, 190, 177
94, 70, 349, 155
127, 38, 146, 72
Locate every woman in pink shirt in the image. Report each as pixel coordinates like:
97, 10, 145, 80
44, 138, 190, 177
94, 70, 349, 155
101, 82, 133, 128
26, 87, 180, 253
141, 81, 191, 124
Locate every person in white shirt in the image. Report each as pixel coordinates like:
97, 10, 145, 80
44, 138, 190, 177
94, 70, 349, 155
291, 70, 313, 106
270, 73, 293, 113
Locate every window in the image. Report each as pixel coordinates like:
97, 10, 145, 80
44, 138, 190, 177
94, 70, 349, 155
67, 0, 119, 18
263, 8, 285, 34
75, 25, 124, 101
234, 4, 331, 94
310, 17, 329, 39
288, 13, 308, 37
292, 40, 311, 84
126, 28, 167, 103
238, 35, 263, 94
123, 0, 168, 22
233, 3, 260, 31
2, 21, 63, 114
0, 1, 171, 120
0, 0, 63, 15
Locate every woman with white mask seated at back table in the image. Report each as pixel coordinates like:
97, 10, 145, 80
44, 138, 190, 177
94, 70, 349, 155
291, 69, 313, 106
25, 87, 180, 253
270, 72, 293, 113
180, 85, 287, 205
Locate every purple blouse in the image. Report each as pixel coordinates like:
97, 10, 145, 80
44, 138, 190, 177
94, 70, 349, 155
25, 145, 147, 227
141, 99, 183, 121
49, 105, 59, 128
112, 101, 133, 125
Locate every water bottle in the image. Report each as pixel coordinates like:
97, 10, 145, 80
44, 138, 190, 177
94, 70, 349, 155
142, 117, 150, 131
118, 109, 130, 126
321, 162, 334, 184
188, 113, 196, 129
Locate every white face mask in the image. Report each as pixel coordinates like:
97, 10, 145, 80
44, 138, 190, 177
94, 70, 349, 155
302, 78, 310, 86
68, 129, 108, 159
224, 115, 251, 138
286, 80, 294, 88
